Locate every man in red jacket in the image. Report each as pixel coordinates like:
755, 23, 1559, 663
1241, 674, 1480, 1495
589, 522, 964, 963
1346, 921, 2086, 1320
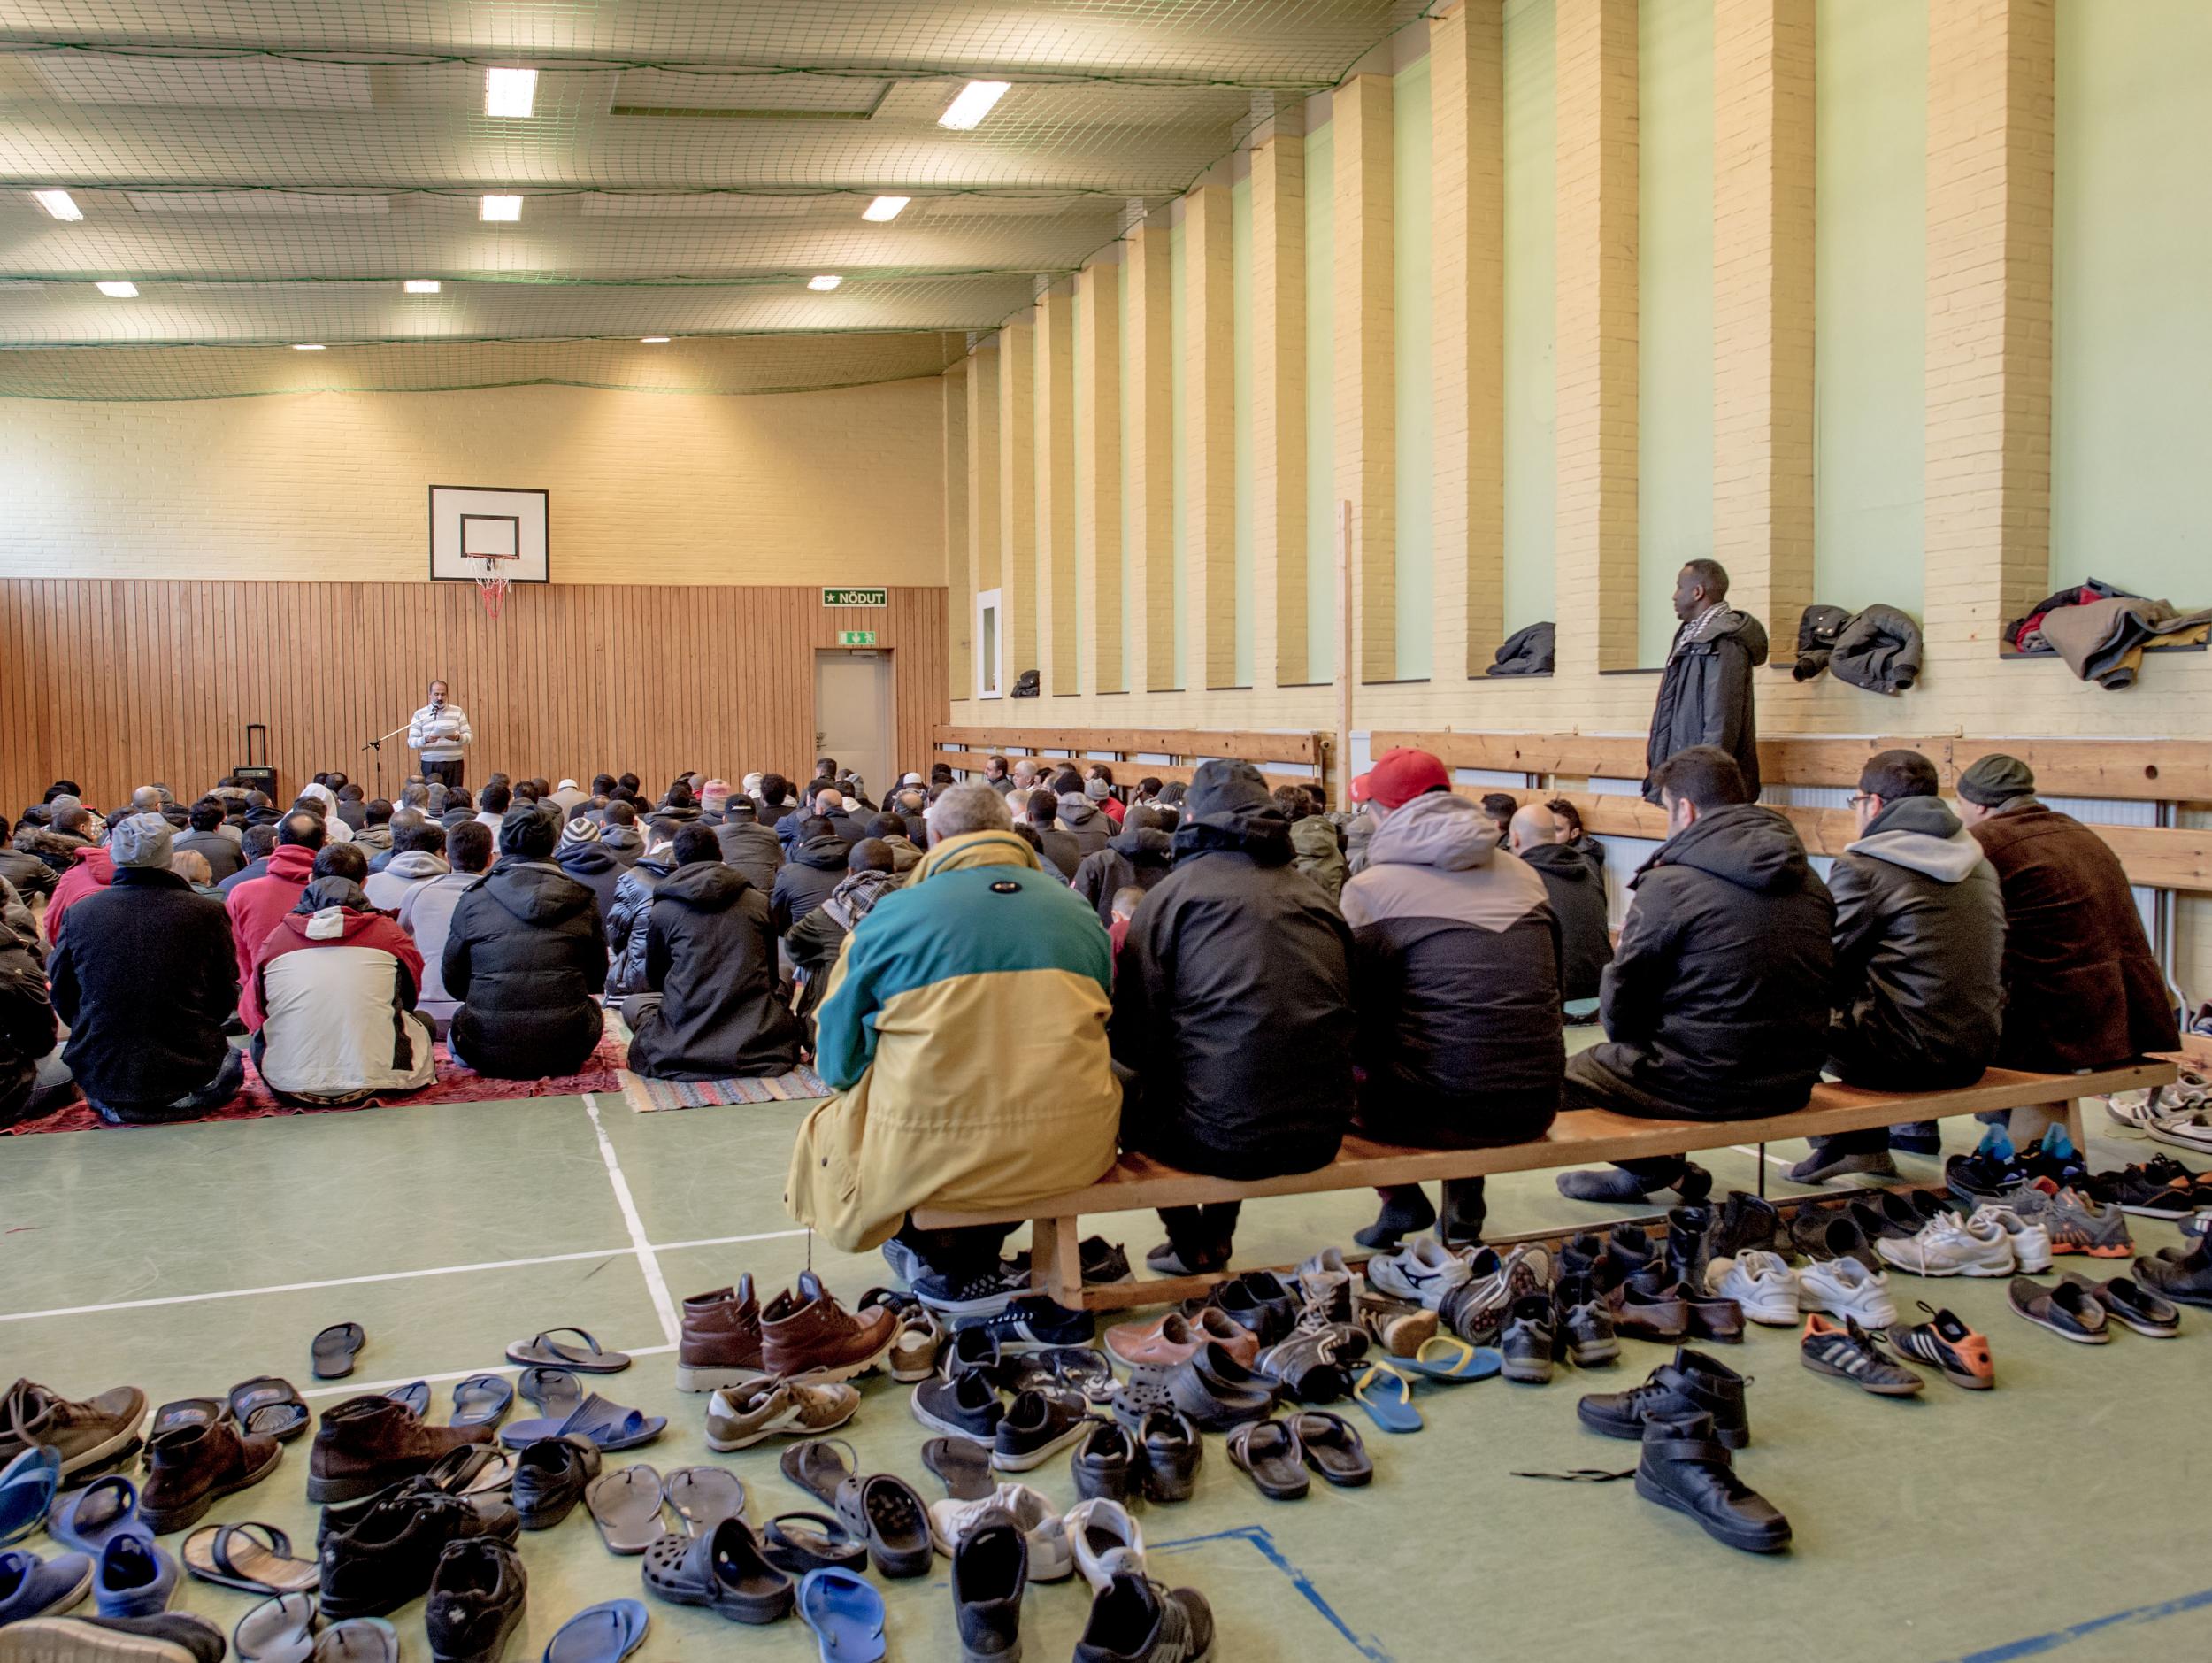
223, 812, 325, 1025
249, 873, 436, 1103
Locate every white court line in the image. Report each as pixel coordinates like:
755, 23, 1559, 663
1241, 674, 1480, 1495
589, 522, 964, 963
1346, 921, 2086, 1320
583, 1092, 681, 1348
1731, 1143, 1798, 1174
299, 1344, 678, 1401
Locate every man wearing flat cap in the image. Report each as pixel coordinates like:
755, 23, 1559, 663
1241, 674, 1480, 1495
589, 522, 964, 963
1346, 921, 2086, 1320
1958, 754, 2178, 1142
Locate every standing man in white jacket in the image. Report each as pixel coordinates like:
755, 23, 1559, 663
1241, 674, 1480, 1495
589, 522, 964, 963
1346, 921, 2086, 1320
408, 678, 474, 789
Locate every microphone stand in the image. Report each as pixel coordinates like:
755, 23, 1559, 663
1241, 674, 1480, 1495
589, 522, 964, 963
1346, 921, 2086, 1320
362, 722, 411, 804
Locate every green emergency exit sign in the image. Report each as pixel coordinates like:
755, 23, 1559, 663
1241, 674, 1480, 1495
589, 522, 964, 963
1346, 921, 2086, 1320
836, 629, 878, 646
823, 587, 887, 607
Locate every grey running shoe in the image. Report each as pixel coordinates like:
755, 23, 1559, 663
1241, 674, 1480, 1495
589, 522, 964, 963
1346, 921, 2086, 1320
2040, 1188, 2132, 1260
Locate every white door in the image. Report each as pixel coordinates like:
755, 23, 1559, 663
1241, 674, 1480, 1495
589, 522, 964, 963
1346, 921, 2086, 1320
814, 650, 895, 802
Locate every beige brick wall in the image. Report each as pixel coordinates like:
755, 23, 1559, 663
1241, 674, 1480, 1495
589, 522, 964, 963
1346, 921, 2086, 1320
1077, 259, 1125, 695
1037, 285, 1079, 695
997, 315, 1038, 682
1182, 184, 1239, 689
1334, 74, 1399, 685
942, 365, 971, 698
1251, 132, 1309, 689
0, 379, 945, 586
1124, 223, 1177, 693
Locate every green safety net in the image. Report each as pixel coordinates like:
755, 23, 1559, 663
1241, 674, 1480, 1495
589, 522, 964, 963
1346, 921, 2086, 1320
0, 1, 1436, 398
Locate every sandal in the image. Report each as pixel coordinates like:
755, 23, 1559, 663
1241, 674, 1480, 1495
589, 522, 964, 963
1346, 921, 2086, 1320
797, 1567, 887, 1663
500, 1393, 666, 1453
518, 1367, 585, 1417
1226, 1419, 1310, 1501
449, 1374, 514, 1429
543, 1598, 650, 1663
834, 1474, 932, 1580
763, 1513, 867, 1577
1291, 1412, 1374, 1487
227, 1378, 310, 1443
1348, 1366, 1424, 1435
384, 1381, 430, 1419
43, 1474, 145, 1555
150, 1399, 227, 1438
311, 1322, 365, 1381
779, 1439, 858, 1507
640, 1518, 793, 1626
311, 1617, 399, 1663
505, 1328, 632, 1374
918, 1437, 994, 1501
662, 1467, 747, 1536
421, 1445, 513, 1497
584, 1466, 667, 1555
1398, 1336, 1502, 1383
234, 1590, 317, 1663
181, 1522, 317, 1594
1041, 1347, 1118, 1404
0, 1447, 62, 1547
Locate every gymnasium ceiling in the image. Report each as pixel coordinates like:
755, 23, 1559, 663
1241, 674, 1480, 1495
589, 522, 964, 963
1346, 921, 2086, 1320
0, 1, 1434, 397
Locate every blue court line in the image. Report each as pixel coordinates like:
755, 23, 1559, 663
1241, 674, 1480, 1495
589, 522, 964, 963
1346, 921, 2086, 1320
1945, 1583, 2212, 1662
1153, 1523, 1392, 1662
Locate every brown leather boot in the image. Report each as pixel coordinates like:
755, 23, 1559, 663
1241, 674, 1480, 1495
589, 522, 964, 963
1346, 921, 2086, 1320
141, 1417, 284, 1533
308, 1395, 495, 1505
760, 1271, 897, 1382
677, 1274, 765, 1393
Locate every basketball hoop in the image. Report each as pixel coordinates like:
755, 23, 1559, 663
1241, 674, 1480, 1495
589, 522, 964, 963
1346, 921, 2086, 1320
470, 553, 518, 620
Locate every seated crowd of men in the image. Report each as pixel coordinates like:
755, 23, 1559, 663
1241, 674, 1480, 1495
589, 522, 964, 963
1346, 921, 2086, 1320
0, 743, 2178, 1299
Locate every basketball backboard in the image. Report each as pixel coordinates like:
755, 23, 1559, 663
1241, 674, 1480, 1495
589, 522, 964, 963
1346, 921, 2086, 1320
428, 486, 549, 582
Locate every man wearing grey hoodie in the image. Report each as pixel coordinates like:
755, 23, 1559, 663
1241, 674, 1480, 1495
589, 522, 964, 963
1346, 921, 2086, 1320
1787, 749, 2006, 1184
1053, 769, 1110, 860
363, 820, 451, 912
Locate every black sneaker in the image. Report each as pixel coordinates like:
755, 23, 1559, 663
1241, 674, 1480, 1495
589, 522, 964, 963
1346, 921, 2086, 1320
1632, 1413, 1790, 1554
2018, 1130, 2088, 1190
944, 1327, 1002, 1380
1798, 1315, 1924, 1397
1575, 1347, 1750, 1448
319, 1484, 520, 1621
1071, 1420, 1138, 1503
1497, 1295, 1555, 1384
1555, 1277, 1619, 1368
1890, 1304, 1995, 1389
1947, 1132, 2028, 1205
426, 1538, 526, 1663
952, 1297, 1094, 1351
1073, 1574, 1216, 1663
991, 1390, 1094, 1474
2090, 1162, 2203, 1220
912, 1372, 1005, 1442
952, 1508, 1027, 1660
1010, 1236, 1134, 1288
2135, 1242, 2212, 1309
913, 1262, 1033, 1320
1163, 1343, 1276, 1433
1136, 1411, 1202, 1504
511, 1435, 601, 1530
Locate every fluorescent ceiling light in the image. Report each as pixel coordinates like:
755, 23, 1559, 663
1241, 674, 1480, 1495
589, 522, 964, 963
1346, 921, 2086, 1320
640, 335, 670, 343
291, 343, 325, 350
938, 81, 1010, 130
861, 195, 910, 222
403, 279, 441, 294
32, 189, 84, 221
484, 67, 537, 118
94, 280, 138, 297
807, 274, 842, 291
480, 194, 523, 222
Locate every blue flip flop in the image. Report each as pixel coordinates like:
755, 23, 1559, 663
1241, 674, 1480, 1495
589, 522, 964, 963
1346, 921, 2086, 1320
385, 1382, 431, 1419
0, 1447, 63, 1547
796, 1568, 886, 1662
499, 1393, 665, 1453
450, 1375, 514, 1429
543, 1598, 649, 1663
517, 1368, 585, 1418
1398, 1337, 1503, 1383
1348, 1367, 1423, 1434
44, 1474, 147, 1556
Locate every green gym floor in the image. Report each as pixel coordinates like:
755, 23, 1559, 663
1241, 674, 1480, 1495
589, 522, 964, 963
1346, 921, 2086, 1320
5, 1082, 2208, 1663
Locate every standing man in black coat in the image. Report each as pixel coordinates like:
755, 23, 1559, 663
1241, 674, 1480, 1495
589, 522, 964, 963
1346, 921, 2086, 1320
1644, 559, 1769, 803
1110, 760, 1356, 1274
1555, 747, 1834, 1206
442, 809, 608, 1078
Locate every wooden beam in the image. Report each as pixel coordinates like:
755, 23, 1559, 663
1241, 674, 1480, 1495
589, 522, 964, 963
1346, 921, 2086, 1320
937, 726, 1324, 766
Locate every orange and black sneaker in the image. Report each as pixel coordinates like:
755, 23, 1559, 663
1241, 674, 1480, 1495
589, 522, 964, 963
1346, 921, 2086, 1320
1891, 1303, 1994, 1390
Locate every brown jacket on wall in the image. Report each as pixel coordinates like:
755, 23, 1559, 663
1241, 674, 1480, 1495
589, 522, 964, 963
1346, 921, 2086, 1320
1970, 802, 2179, 1072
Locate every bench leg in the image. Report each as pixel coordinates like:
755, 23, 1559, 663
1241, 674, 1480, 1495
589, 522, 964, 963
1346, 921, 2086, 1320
1029, 1217, 1084, 1311
2007, 1099, 2077, 1151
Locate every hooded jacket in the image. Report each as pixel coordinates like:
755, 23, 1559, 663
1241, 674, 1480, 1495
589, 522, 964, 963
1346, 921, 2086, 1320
605, 846, 680, 998
250, 877, 435, 1098
49, 867, 239, 1118
1071, 825, 1175, 928
396, 867, 480, 1025
877, 834, 922, 875
770, 835, 849, 935
598, 822, 647, 868
785, 830, 1120, 1252
713, 816, 785, 894
1486, 620, 1557, 677
362, 849, 449, 913
1644, 607, 1769, 802
1340, 795, 1563, 1147
1970, 802, 2180, 1071
1827, 796, 2004, 1089
1517, 839, 1614, 1004
0, 846, 58, 905
223, 843, 320, 1020
1288, 816, 1348, 901
1831, 605, 1924, 695
624, 860, 801, 1081
553, 838, 625, 925
1055, 792, 1111, 860
442, 859, 609, 1078
786, 867, 902, 1020
1586, 803, 1834, 1117
1110, 761, 1356, 1178
174, 828, 247, 884
42, 845, 115, 952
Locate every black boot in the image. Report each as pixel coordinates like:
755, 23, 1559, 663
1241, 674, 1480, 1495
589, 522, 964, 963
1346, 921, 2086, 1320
1574, 1347, 1751, 1448
1354, 1187, 1435, 1251
1664, 1205, 1714, 1290
1633, 1413, 1790, 1554
1707, 1191, 1785, 1260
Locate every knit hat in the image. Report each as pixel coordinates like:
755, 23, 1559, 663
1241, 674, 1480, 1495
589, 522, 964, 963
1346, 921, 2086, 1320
701, 779, 731, 813
1957, 753, 2037, 807
561, 816, 603, 846
109, 812, 174, 869
557, 778, 580, 793
900, 773, 926, 787
1367, 748, 1451, 811
1085, 777, 1112, 800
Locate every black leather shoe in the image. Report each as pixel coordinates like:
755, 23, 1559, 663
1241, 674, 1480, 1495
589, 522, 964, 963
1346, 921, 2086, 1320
1706, 1191, 1785, 1260
511, 1435, 601, 1530
1164, 1343, 1274, 1433
426, 1538, 527, 1663
1071, 1421, 1137, 1503
1074, 1574, 1216, 1663
1576, 1347, 1751, 1448
1605, 1226, 1661, 1289
1633, 1413, 1790, 1553
320, 1483, 521, 1621
1555, 1277, 1619, 1367
1210, 1273, 1297, 1347
1664, 1205, 1714, 1290
1497, 1295, 1555, 1384
1137, 1411, 1202, 1504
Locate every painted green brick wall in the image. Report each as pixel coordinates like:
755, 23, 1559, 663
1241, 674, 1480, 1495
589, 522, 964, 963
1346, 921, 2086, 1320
1394, 57, 1435, 681
1502, 0, 1555, 636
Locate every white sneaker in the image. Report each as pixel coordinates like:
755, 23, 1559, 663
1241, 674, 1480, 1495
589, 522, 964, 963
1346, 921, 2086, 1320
1064, 1497, 1146, 1591
1797, 1255, 1899, 1328
1877, 1213, 2015, 1278
2103, 1088, 2181, 1133
1969, 1204, 2052, 1274
1705, 1251, 1799, 1326
1365, 1237, 1471, 1311
928, 1484, 1072, 1582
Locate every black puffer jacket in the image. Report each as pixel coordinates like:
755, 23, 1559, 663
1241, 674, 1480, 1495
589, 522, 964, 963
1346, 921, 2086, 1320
1340, 795, 1563, 1148
1586, 803, 1834, 1116
1831, 604, 1924, 695
1517, 840, 1614, 1004
0, 846, 57, 902
1826, 796, 2003, 1089
1110, 761, 1355, 1178
1644, 609, 1769, 802
606, 846, 678, 997
771, 835, 849, 934
1070, 825, 1174, 927
714, 817, 784, 894
623, 861, 800, 1081
442, 859, 608, 1078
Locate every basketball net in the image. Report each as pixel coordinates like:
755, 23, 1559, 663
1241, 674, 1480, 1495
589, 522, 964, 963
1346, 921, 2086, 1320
471, 555, 515, 621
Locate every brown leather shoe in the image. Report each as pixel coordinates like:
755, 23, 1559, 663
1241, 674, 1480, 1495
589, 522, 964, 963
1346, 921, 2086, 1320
1104, 1310, 1260, 1372
1610, 1282, 1692, 1343
308, 1395, 495, 1505
677, 1274, 765, 1393
760, 1271, 896, 1382
141, 1417, 284, 1532
0, 1377, 148, 1475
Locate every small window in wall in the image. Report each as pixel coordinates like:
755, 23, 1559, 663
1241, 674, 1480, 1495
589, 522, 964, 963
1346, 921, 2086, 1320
976, 588, 1003, 699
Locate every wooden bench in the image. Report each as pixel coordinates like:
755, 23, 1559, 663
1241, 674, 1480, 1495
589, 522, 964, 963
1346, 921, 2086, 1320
910, 1060, 2176, 1312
